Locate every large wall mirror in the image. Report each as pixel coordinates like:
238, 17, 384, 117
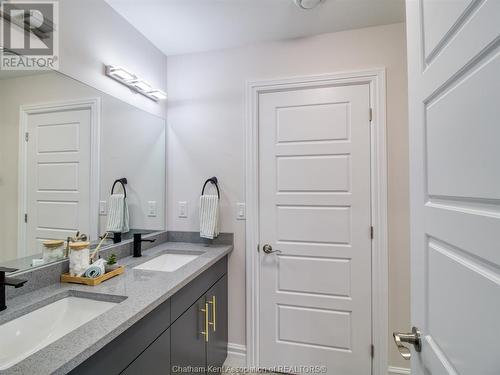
0, 70, 166, 271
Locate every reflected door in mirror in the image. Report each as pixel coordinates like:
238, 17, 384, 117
25, 109, 91, 256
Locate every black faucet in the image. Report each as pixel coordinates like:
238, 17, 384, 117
133, 234, 156, 257
0, 267, 27, 312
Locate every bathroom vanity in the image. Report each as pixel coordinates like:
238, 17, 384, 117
0, 240, 232, 375
71, 257, 228, 375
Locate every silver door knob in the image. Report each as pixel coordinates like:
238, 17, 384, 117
393, 327, 421, 360
262, 244, 281, 254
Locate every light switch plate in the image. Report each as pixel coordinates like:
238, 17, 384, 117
99, 201, 107, 215
148, 201, 157, 217
178, 201, 188, 218
236, 202, 246, 220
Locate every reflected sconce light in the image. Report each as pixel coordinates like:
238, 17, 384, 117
105, 65, 167, 102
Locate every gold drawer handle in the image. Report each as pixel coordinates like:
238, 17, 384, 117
208, 295, 216, 332
200, 303, 209, 342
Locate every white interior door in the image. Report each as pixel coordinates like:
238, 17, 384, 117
405, 0, 500, 374
259, 84, 372, 374
25, 108, 92, 255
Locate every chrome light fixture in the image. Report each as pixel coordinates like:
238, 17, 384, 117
106, 65, 136, 82
104, 64, 167, 102
130, 79, 153, 92
294, 0, 325, 10
147, 90, 168, 100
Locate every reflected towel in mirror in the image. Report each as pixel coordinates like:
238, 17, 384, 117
106, 194, 130, 233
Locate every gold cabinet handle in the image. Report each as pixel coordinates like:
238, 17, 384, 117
208, 295, 216, 332
200, 303, 209, 342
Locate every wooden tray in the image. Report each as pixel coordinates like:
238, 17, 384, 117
60, 266, 125, 286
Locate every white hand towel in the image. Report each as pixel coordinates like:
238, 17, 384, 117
200, 195, 219, 239
106, 194, 130, 233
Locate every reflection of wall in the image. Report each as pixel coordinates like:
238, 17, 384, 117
1, 0, 168, 117
99, 98, 166, 233
58, 0, 168, 118
0, 72, 165, 263
166, 23, 409, 369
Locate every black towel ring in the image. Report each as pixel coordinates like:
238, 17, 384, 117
111, 178, 128, 198
201, 177, 220, 199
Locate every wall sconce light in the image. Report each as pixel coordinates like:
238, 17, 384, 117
105, 64, 167, 102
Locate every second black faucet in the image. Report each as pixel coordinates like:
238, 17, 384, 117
133, 233, 156, 257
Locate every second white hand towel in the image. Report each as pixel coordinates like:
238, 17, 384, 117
200, 194, 219, 239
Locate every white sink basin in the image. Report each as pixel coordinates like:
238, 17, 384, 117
134, 253, 199, 272
0, 296, 117, 370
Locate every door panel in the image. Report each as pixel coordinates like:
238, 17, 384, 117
259, 84, 372, 374
277, 305, 351, 350
406, 0, 500, 374
422, 0, 474, 59
277, 155, 350, 192
26, 109, 91, 255
277, 256, 350, 297
276, 102, 349, 142
276, 205, 351, 244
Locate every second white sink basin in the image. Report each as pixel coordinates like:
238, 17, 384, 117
134, 253, 199, 272
0, 296, 118, 370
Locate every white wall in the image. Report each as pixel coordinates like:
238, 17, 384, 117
0, 72, 165, 263
58, 0, 168, 118
166, 23, 410, 369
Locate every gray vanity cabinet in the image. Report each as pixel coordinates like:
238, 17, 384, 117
69, 298, 171, 375
170, 274, 228, 375
206, 274, 228, 373
122, 328, 171, 375
69, 256, 227, 375
170, 295, 207, 373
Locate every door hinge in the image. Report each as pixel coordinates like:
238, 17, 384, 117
25, 132, 29, 142
257, 244, 260, 252
369, 108, 373, 122
371, 344, 374, 358
370, 226, 374, 239
24, 213, 28, 223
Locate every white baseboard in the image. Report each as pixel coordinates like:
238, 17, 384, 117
388, 366, 411, 374
224, 343, 247, 368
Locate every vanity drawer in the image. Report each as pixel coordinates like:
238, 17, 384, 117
70, 298, 171, 375
121, 327, 171, 375
171, 256, 227, 323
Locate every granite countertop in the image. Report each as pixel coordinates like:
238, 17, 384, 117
0, 242, 233, 375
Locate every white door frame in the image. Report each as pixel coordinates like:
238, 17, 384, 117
18, 98, 101, 257
245, 69, 388, 375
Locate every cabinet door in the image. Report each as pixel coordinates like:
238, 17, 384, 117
206, 275, 228, 373
171, 295, 207, 374
122, 328, 170, 375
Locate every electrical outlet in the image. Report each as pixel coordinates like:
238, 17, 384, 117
148, 201, 157, 217
178, 201, 188, 218
236, 202, 246, 220
99, 201, 107, 215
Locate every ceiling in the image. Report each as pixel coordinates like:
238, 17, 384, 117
104, 0, 405, 56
